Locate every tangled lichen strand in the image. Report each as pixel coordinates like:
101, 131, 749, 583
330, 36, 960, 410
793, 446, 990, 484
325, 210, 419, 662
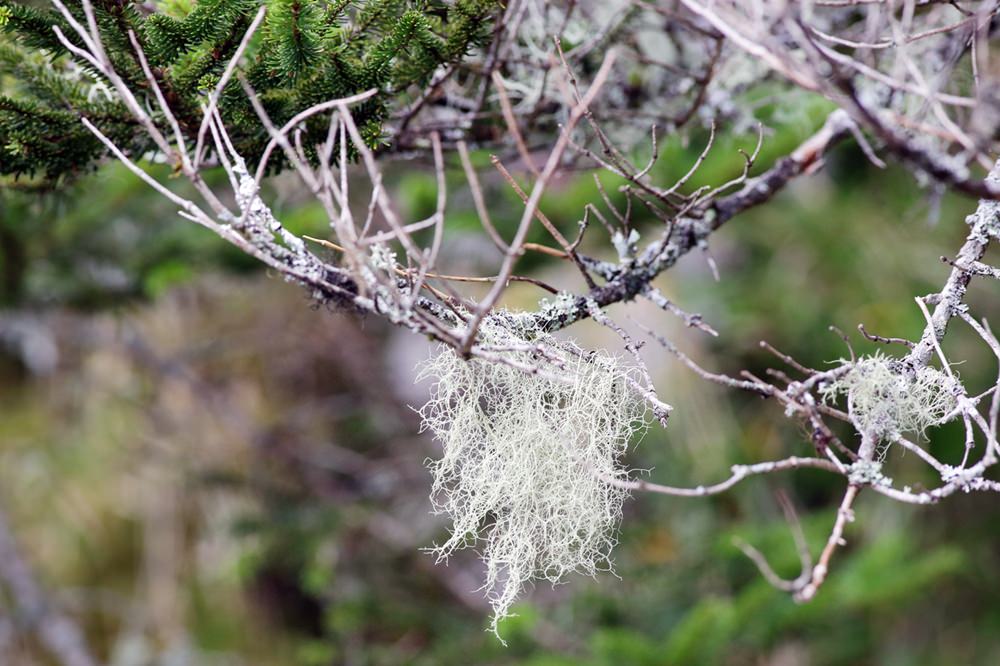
417, 315, 645, 637
821, 352, 960, 442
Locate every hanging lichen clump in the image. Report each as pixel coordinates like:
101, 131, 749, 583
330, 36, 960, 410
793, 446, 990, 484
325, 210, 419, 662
821, 351, 960, 443
417, 312, 647, 637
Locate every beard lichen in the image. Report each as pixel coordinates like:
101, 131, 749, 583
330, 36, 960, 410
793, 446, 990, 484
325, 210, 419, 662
417, 313, 646, 638
821, 351, 959, 443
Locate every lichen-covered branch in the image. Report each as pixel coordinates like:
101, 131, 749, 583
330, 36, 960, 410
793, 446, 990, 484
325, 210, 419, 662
21, 0, 1000, 634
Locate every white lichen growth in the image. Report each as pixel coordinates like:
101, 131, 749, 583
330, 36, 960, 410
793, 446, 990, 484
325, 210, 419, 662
536, 290, 580, 326
417, 314, 645, 638
369, 243, 397, 272
847, 459, 893, 487
612, 228, 641, 261
821, 352, 959, 442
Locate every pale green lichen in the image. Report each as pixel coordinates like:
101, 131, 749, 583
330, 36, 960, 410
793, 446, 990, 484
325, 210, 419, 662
821, 352, 959, 442
417, 313, 645, 638
847, 459, 893, 487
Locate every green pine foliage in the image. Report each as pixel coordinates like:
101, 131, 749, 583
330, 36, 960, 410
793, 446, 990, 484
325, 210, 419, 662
0, 0, 499, 184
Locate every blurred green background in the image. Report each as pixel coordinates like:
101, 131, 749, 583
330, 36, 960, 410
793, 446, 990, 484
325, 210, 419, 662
2, 110, 1000, 665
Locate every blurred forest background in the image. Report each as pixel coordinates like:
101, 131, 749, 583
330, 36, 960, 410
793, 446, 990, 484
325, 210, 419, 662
2, 108, 1000, 665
